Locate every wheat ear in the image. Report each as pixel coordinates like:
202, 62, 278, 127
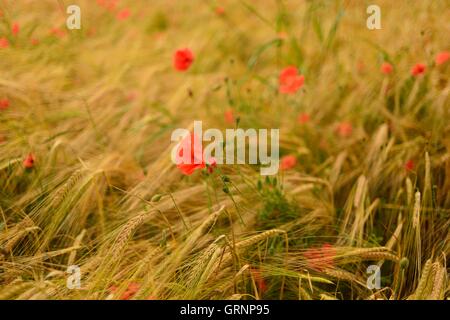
413, 259, 433, 299
430, 264, 446, 300
52, 169, 83, 208
235, 229, 285, 249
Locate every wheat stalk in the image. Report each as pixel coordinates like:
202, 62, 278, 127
216, 229, 285, 269
0, 282, 33, 300
357, 251, 400, 262
319, 293, 337, 300
299, 286, 312, 300
153, 206, 225, 295
4, 227, 40, 253
413, 191, 421, 229
324, 268, 361, 283
52, 169, 83, 208
67, 229, 86, 266
236, 229, 285, 249
185, 242, 222, 290
430, 264, 446, 300
110, 213, 147, 258
413, 259, 432, 299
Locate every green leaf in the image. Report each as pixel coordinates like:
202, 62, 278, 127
248, 39, 282, 70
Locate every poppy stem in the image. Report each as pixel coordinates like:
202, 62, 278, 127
169, 192, 189, 231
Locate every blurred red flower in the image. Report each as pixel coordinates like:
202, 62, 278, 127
215, 6, 225, 15
109, 282, 140, 300
405, 159, 415, 172
0, 99, 9, 110
357, 60, 365, 73
107, 0, 119, 11
411, 63, 426, 76
87, 27, 97, 37
176, 133, 205, 175
127, 91, 137, 101
304, 243, 335, 271
23, 153, 35, 169
250, 268, 267, 294
97, 0, 118, 11
0, 37, 9, 48
174, 48, 194, 71
12, 23, 20, 36
277, 32, 288, 40
298, 112, 310, 124
435, 51, 450, 66
279, 66, 304, 94
224, 109, 234, 124
120, 282, 139, 300
336, 122, 353, 138
30, 38, 40, 46
206, 157, 217, 174
381, 62, 393, 75
280, 155, 297, 171
50, 28, 66, 38
117, 8, 131, 21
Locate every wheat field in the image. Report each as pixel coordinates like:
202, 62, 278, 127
0, 0, 449, 300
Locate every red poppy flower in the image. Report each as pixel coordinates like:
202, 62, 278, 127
173, 48, 194, 72
304, 243, 335, 271
108, 282, 140, 300
405, 159, 415, 172
411, 63, 426, 76
30, 38, 40, 45
206, 157, 217, 174
381, 62, 393, 75
97, 0, 117, 11
279, 66, 304, 94
435, 51, 450, 66
107, 0, 119, 11
176, 133, 205, 175
0, 37, 9, 49
298, 113, 310, 124
277, 32, 288, 40
50, 27, 66, 38
12, 23, 20, 36
87, 27, 97, 37
23, 153, 35, 169
127, 91, 137, 101
280, 155, 297, 171
224, 109, 234, 124
215, 6, 225, 15
336, 122, 353, 138
357, 61, 365, 73
120, 282, 139, 300
117, 8, 131, 21
0, 99, 9, 110
250, 268, 267, 294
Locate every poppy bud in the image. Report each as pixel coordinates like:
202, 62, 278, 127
151, 194, 162, 202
